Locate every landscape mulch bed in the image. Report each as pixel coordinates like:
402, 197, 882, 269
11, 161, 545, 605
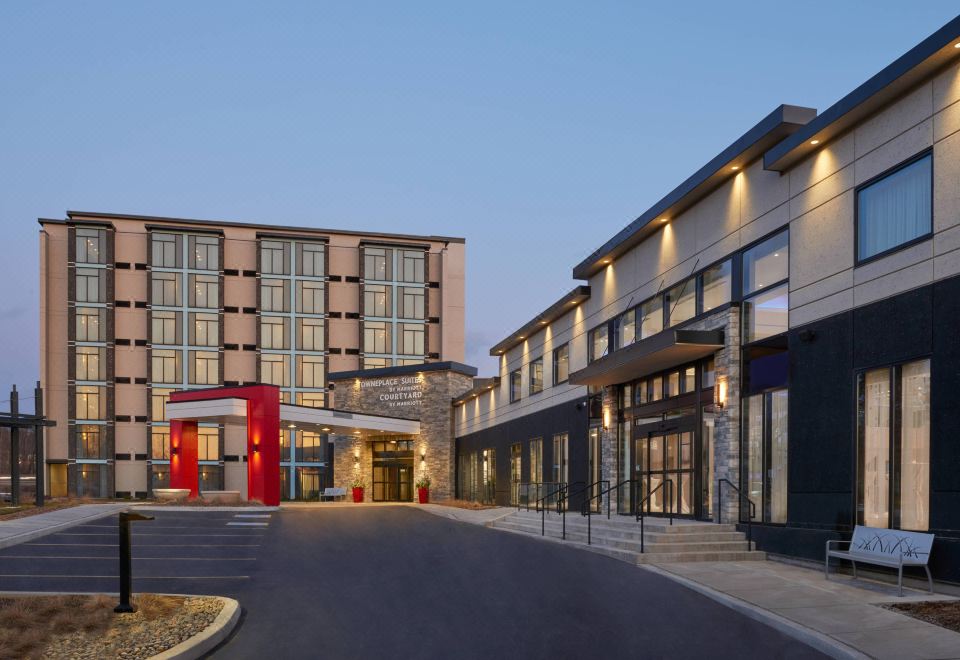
0, 594, 223, 660
432, 499, 499, 510
883, 600, 960, 633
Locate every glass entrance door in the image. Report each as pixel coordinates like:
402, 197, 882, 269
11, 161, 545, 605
373, 464, 413, 501
635, 429, 694, 517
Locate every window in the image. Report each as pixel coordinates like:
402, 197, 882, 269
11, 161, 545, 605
364, 248, 391, 280
76, 268, 105, 303
700, 260, 731, 313
75, 385, 105, 420
743, 231, 788, 296
364, 285, 391, 317
510, 443, 522, 505
189, 274, 219, 309
152, 349, 181, 384
298, 431, 323, 462
296, 355, 325, 388
667, 371, 680, 397
152, 311, 180, 345
613, 309, 636, 350
529, 357, 543, 395
76, 228, 106, 264
261, 316, 289, 350
76, 307, 105, 342
667, 280, 696, 326
682, 366, 696, 392
702, 358, 716, 389
198, 428, 220, 461
649, 376, 663, 402
529, 439, 543, 484
857, 359, 930, 530
743, 389, 789, 524
553, 344, 569, 385
743, 284, 788, 343
151, 388, 173, 422
364, 321, 391, 354
76, 464, 106, 498
639, 297, 663, 339
261, 279, 289, 312
552, 433, 569, 483
76, 346, 105, 381
857, 152, 932, 262
189, 235, 219, 271
189, 350, 219, 385
261, 354, 290, 387
398, 323, 424, 356
296, 392, 326, 408
152, 272, 181, 307
152, 233, 181, 267
77, 424, 103, 459
296, 280, 324, 314
261, 240, 289, 275
297, 318, 324, 351
509, 369, 522, 403
297, 242, 325, 277
399, 287, 425, 319
151, 430, 170, 460
481, 448, 496, 503
589, 324, 609, 362
190, 312, 219, 346
399, 250, 425, 283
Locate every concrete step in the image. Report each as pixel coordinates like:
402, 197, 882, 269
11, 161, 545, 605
509, 512, 739, 535
493, 519, 747, 544
635, 551, 767, 564
492, 522, 751, 553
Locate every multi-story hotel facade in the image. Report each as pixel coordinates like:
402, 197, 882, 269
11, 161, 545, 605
38, 212, 465, 500
454, 17, 960, 581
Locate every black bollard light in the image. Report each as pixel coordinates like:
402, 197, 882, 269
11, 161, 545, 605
115, 510, 155, 613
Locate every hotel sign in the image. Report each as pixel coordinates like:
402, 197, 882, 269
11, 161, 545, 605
360, 376, 424, 408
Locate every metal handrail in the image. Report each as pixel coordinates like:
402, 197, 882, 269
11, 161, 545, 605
718, 478, 756, 550
519, 482, 561, 513
559, 479, 607, 541
534, 482, 567, 536
582, 478, 638, 520
637, 479, 673, 553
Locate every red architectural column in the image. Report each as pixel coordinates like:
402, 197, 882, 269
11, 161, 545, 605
169, 419, 199, 497
246, 386, 281, 506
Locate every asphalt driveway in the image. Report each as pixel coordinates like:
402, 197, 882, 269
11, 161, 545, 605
0, 507, 825, 658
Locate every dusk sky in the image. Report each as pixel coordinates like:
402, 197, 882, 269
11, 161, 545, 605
2, 2, 957, 399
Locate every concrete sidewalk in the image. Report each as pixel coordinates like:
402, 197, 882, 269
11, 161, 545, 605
649, 560, 960, 659
0, 503, 134, 549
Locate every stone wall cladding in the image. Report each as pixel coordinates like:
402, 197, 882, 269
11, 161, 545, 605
330, 369, 473, 501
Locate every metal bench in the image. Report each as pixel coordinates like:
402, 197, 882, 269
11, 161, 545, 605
825, 525, 934, 596
320, 487, 347, 502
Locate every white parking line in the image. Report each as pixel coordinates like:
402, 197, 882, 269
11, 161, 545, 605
23, 543, 261, 547
226, 522, 269, 527
0, 556, 257, 561
0, 574, 250, 580
234, 514, 272, 518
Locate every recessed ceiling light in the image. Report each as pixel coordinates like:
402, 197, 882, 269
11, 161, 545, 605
731, 165, 739, 171
955, 42, 960, 49
322, 427, 331, 432
602, 259, 611, 264
660, 217, 668, 223
810, 139, 820, 145
518, 335, 525, 340
540, 320, 547, 325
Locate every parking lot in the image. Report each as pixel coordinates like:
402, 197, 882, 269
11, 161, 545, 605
0, 509, 270, 594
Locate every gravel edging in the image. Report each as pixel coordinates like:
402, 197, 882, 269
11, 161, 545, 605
149, 597, 240, 660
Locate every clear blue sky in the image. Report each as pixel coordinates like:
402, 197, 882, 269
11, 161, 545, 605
1, 2, 957, 397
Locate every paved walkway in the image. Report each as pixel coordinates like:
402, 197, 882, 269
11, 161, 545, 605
652, 560, 960, 660
0, 503, 134, 549
280, 500, 515, 525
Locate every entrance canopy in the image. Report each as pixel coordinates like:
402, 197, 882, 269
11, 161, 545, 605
166, 399, 421, 438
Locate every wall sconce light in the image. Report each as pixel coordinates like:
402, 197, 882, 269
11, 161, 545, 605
715, 376, 728, 410
602, 407, 611, 431
420, 447, 426, 463
252, 444, 260, 454
171, 446, 179, 456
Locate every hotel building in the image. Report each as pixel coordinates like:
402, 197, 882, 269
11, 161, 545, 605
38, 212, 465, 500
454, 16, 960, 581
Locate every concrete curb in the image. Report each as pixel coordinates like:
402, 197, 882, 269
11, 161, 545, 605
640, 565, 869, 660
0, 505, 131, 550
150, 597, 240, 660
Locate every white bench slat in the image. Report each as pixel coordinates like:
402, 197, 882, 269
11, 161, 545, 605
825, 525, 935, 596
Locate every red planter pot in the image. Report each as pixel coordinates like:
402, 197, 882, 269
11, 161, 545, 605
417, 487, 429, 504
352, 487, 364, 503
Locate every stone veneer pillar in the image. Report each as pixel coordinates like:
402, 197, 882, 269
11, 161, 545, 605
329, 368, 474, 502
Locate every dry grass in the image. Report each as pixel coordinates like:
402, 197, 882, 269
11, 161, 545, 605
431, 499, 499, 510
884, 600, 960, 633
151, 496, 264, 507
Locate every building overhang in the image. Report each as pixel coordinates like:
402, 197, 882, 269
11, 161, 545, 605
489, 285, 591, 356
452, 377, 500, 405
764, 16, 960, 172
572, 104, 816, 280
568, 329, 724, 387
165, 398, 421, 439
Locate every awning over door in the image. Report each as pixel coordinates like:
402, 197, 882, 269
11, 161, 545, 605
569, 329, 724, 387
